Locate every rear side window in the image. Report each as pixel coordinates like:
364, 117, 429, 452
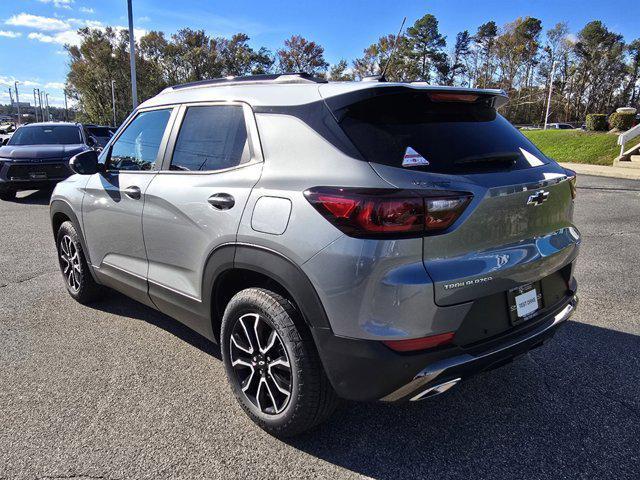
336, 92, 548, 174
170, 105, 250, 172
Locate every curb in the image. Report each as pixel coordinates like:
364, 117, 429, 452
559, 162, 640, 181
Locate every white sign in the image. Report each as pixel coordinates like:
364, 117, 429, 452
402, 146, 429, 167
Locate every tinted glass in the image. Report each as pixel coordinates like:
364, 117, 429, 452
337, 92, 548, 174
108, 109, 171, 171
170, 105, 249, 171
8, 125, 82, 146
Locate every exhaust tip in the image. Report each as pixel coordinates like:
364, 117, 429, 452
410, 378, 461, 401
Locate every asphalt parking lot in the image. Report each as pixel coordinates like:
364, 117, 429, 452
1, 175, 639, 480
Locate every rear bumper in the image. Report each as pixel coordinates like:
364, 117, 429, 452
382, 296, 577, 401
312, 292, 577, 402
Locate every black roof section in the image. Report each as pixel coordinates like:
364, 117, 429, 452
170, 72, 328, 90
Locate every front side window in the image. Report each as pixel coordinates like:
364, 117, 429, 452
170, 105, 250, 172
108, 109, 172, 171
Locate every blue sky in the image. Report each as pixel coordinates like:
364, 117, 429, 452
1, 0, 639, 107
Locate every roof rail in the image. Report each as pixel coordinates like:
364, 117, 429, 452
169, 72, 328, 91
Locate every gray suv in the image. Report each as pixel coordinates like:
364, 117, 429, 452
50, 73, 580, 437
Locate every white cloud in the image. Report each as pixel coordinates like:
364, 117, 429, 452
28, 30, 80, 45
79, 7, 94, 14
6, 13, 70, 31
38, 0, 74, 9
0, 30, 22, 38
45, 82, 66, 89
0, 76, 41, 88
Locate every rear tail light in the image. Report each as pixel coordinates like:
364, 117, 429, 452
304, 187, 472, 238
383, 332, 455, 352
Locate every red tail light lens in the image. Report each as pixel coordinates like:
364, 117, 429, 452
383, 332, 455, 352
305, 187, 472, 238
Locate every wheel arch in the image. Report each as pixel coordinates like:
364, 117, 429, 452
50, 199, 97, 281
206, 244, 332, 341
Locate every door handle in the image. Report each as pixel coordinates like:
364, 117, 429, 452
208, 193, 235, 210
123, 185, 141, 199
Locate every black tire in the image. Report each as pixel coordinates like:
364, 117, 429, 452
56, 221, 102, 304
221, 288, 339, 437
0, 189, 16, 201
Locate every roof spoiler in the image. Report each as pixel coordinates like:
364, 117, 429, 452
323, 84, 509, 118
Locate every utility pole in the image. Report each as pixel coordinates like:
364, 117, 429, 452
33, 89, 39, 122
111, 79, 117, 126
45, 93, 50, 121
38, 90, 44, 120
8, 89, 13, 119
543, 61, 557, 130
64, 90, 69, 121
14, 82, 21, 125
127, 0, 138, 108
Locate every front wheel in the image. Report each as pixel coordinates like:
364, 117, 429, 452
56, 221, 102, 304
221, 288, 338, 437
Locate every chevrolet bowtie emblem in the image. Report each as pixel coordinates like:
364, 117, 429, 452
527, 190, 549, 206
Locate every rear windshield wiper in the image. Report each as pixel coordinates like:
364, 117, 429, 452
453, 152, 520, 166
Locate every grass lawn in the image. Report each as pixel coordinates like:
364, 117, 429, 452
522, 129, 640, 166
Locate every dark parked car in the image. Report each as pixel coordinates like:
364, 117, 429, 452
83, 124, 116, 148
0, 122, 99, 201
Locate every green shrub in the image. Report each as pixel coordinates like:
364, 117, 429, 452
608, 112, 635, 131
586, 114, 608, 131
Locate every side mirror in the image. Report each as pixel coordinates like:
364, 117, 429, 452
69, 150, 100, 175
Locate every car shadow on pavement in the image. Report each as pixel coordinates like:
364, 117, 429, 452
90, 290, 222, 360
285, 321, 640, 480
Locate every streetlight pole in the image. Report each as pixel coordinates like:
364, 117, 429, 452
8, 88, 13, 120
45, 93, 50, 121
64, 90, 69, 122
38, 90, 43, 120
33, 89, 39, 122
543, 61, 557, 130
14, 82, 21, 125
127, 0, 138, 108
111, 79, 117, 126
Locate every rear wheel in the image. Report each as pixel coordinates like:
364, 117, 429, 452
56, 221, 102, 304
0, 189, 16, 201
221, 288, 339, 437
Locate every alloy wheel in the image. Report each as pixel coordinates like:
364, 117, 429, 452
229, 313, 292, 415
59, 235, 81, 292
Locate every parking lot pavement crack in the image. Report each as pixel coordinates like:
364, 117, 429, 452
583, 231, 640, 238
0, 269, 58, 288
38, 476, 120, 480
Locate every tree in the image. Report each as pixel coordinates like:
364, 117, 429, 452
352, 34, 411, 81
329, 59, 355, 81
623, 39, 640, 107
444, 30, 471, 85
219, 33, 273, 75
276, 35, 328, 76
405, 14, 447, 82
66, 27, 163, 125
474, 21, 498, 87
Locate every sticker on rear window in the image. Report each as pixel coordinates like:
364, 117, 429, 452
402, 147, 429, 167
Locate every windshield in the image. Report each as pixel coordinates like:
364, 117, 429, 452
86, 127, 114, 138
336, 91, 548, 174
8, 125, 82, 146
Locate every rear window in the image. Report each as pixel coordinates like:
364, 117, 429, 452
336, 91, 548, 174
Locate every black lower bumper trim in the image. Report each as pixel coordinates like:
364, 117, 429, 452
311, 294, 577, 402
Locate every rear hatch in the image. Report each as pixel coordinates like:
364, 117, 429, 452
322, 85, 580, 307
